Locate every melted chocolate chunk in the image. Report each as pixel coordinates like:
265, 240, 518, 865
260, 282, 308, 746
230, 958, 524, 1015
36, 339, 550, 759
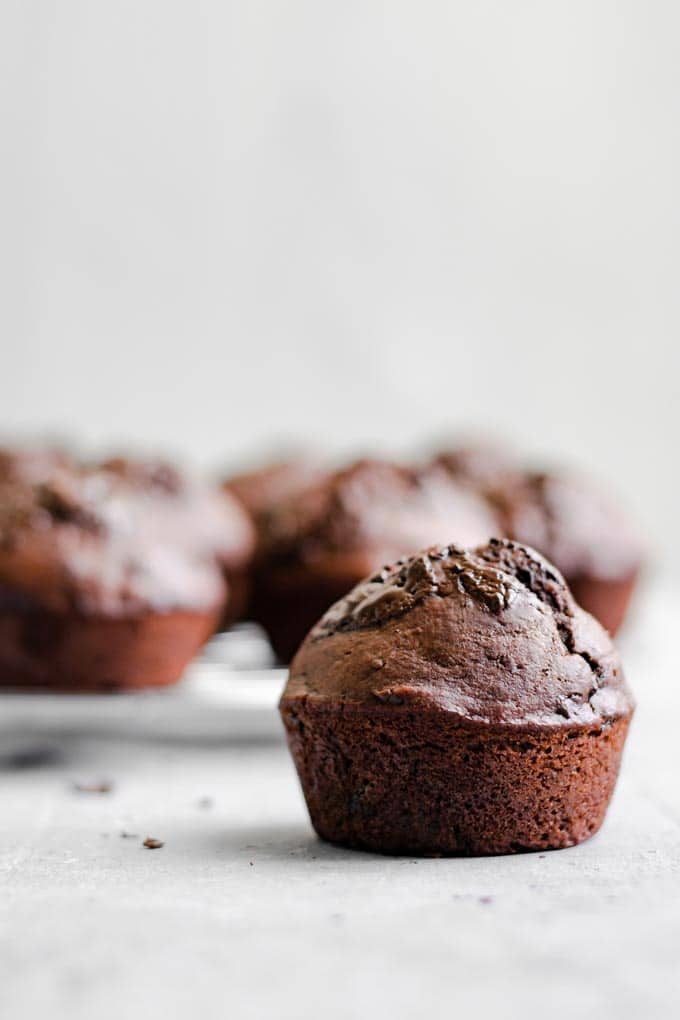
316, 542, 525, 636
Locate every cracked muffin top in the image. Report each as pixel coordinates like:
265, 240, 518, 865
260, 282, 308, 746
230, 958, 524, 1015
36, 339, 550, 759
0, 456, 245, 616
284, 539, 633, 728
257, 458, 499, 578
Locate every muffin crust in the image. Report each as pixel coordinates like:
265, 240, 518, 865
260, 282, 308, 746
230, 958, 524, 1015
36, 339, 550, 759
281, 540, 634, 855
0, 456, 232, 689
253, 458, 499, 660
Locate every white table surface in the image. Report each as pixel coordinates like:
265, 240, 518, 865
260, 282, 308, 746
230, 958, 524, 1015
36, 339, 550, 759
1, 584, 678, 1020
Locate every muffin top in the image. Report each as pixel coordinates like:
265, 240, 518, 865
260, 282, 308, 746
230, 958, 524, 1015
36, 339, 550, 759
433, 440, 522, 493
224, 458, 328, 525
103, 457, 255, 573
496, 471, 643, 582
258, 458, 499, 580
0, 456, 243, 616
0, 445, 74, 484
285, 539, 633, 728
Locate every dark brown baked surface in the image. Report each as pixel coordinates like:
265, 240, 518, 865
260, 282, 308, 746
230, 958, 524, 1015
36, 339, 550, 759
0, 605, 221, 692
495, 471, 642, 585
494, 470, 643, 634
433, 440, 523, 493
102, 456, 255, 577
0, 445, 74, 484
224, 458, 328, 525
434, 442, 643, 635
222, 457, 324, 625
253, 458, 500, 660
0, 457, 233, 617
280, 539, 634, 855
101, 455, 255, 626
0, 452, 240, 689
258, 459, 498, 566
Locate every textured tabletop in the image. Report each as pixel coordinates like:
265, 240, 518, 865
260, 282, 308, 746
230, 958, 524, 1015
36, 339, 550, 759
1, 582, 678, 1020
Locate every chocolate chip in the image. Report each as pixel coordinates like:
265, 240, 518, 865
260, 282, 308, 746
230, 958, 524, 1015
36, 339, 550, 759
73, 779, 113, 794
143, 837, 164, 849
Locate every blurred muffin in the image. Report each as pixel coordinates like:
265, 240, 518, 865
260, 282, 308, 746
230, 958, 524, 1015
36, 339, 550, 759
433, 439, 523, 492
0, 445, 74, 484
104, 457, 255, 626
225, 458, 327, 526
494, 471, 643, 635
0, 458, 230, 690
223, 457, 325, 625
251, 458, 499, 661
434, 443, 643, 635
281, 539, 634, 856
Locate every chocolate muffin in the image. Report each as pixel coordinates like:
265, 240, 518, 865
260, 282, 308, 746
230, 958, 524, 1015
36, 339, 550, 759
223, 457, 324, 625
280, 539, 634, 856
494, 471, 643, 636
0, 459, 230, 690
433, 440, 523, 493
434, 445, 643, 636
0, 445, 73, 484
251, 458, 499, 661
224, 457, 327, 526
104, 457, 256, 626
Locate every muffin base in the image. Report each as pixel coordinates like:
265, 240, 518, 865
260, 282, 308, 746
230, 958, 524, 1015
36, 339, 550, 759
567, 571, 638, 637
0, 605, 222, 692
281, 701, 632, 856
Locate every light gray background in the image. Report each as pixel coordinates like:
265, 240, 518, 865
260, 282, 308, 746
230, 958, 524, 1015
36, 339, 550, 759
1, 2, 677, 549
1, 10, 678, 1017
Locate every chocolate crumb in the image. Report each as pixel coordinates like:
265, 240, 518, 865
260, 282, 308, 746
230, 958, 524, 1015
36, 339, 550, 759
73, 779, 113, 794
120, 831, 139, 839
143, 837, 164, 849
